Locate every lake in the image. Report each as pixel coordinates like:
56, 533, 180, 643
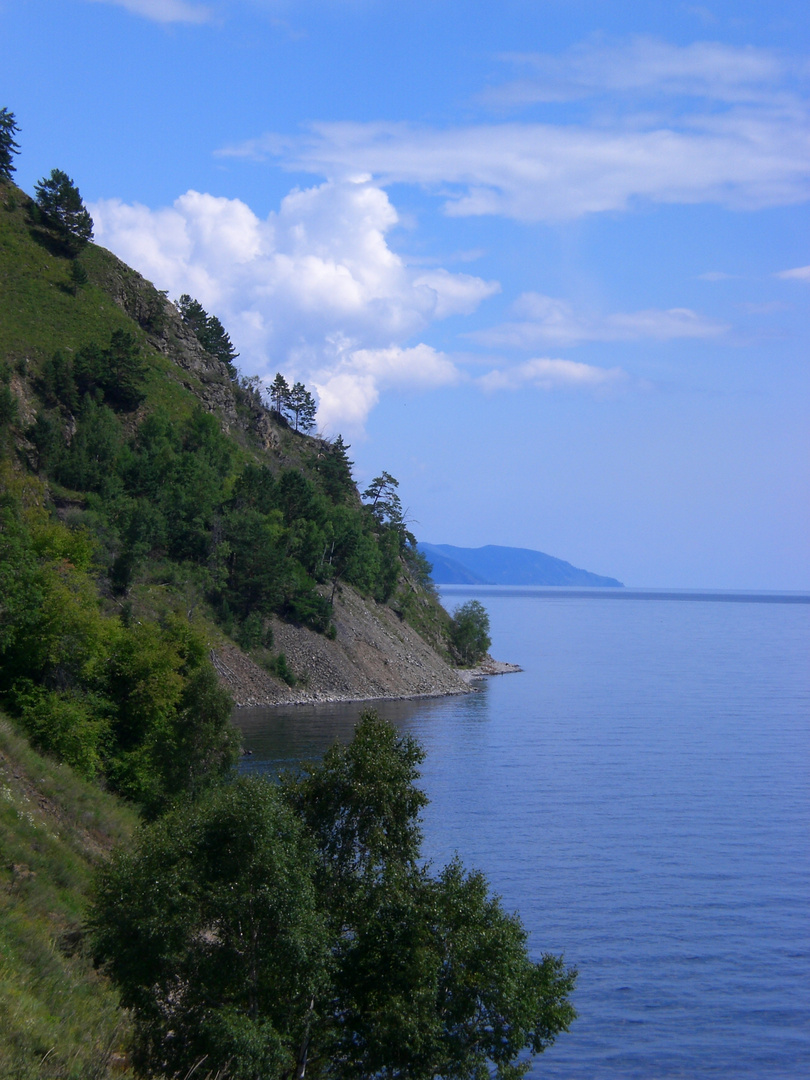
235, 586, 810, 1078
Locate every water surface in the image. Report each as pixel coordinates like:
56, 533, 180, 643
236, 588, 810, 1078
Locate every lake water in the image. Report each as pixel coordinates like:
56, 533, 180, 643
235, 587, 810, 1078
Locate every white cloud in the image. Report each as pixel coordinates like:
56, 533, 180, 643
479, 358, 628, 393
87, 0, 213, 23
221, 38, 809, 222
226, 110, 809, 222
90, 179, 497, 431
313, 344, 460, 433
469, 293, 728, 348
775, 264, 810, 281
484, 38, 791, 107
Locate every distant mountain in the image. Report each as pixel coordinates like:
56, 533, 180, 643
419, 544, 623, 588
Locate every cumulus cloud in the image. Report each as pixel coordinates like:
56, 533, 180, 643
90, 178, 497, 431
87, 0, 213, 23
313, 344, 460, 432
221, 39, 809, 222
469, 293, 728, 348
775, 264, 810, 281
479, 358, 628, 393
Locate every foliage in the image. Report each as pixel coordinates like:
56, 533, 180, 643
313, 435, 355, 504
0, 107, 20, 180
267, 372, 318, 432
0, 472, 238, 812
91, 778, 330, 1080
269, 371, 290, 415
34, 169, 93, 251
448, 598, 491, 665
0, 183, 142, 365
0, 360, 17, 439
93, 714, 577, 1079
177, 293, 238, 378
289, 380, 317, 432
0, 717, 137, 1080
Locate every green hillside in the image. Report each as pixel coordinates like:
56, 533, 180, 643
0, 133, 576, 1080
0, 716, 138, 1079
0, 172, 450, 1076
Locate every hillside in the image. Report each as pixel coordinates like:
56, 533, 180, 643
0, 717, 138, 1079
0, 177, 467, 714
0, 170, 475, 1078
420, 543, 623, 587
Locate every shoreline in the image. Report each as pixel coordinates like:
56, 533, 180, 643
230, 656, 522, 709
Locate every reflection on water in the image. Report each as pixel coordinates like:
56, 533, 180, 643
236, 690, 488, 776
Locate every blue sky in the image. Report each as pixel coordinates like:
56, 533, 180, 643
2, 0, 808, 589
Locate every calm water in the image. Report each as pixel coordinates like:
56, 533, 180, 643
236, 588, 810, 1078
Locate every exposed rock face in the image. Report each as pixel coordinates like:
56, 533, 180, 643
212, 584, 471, 708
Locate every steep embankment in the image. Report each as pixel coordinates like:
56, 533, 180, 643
0, 719, 137, 1080
213, 582, 470, 706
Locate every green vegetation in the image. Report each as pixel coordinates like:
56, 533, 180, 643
448, 599, 492, 665
92, 712, 577, 1080
267, 371, 318, 432
0, 118, 553, 1079
0, 718, 138, 1080
177, 292, 239, 378
34, 169, 94, 253
0, 109, 20, 180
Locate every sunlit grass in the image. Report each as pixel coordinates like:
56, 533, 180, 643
0, 719, 137, 1079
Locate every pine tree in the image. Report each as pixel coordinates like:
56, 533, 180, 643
0, 108, 20, 180
34, 169, 94, 250
289, 381, 317, 432
177, 296, 239, 378
269, 373, 290, 417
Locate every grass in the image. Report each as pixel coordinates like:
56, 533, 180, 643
0, 183, 139, 367
0, 718, 138, 1079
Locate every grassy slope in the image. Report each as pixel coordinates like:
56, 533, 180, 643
0, 187, 135, 364
0, 718, 138, 1080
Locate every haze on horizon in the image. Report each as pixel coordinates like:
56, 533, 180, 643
3, 0, 808, 591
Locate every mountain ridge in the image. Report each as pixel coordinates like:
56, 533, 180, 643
420, 543, 623, 588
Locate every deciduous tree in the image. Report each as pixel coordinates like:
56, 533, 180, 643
448, 598, 491, 665
93, 713, 577, 1079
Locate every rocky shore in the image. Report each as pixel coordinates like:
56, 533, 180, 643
213, 583, 475, 708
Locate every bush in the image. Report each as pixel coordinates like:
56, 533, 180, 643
448, 599, 491, 665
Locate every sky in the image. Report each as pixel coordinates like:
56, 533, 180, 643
2, 0, 808, 589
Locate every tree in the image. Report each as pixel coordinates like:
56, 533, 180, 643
93, 713, 576, 1079
91, 778, 330, 1080
34, 168, 93, 249
177, 294, 239, 378
289, 381, 317, 432
315, 435, 355, 504
0, 107, 20, 180
289, 711, 577, 1078
363, 471, 404, 531
448, 598, 491, 665
269, 372, 291, 416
